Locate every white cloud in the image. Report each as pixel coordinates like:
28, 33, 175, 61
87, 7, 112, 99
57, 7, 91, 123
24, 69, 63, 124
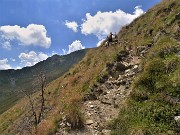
0, 24, 51, 48
1, 41, 11, 50
134, 6, 144, 16
15, 66, 22, 70
96, 39, 106, 47
51, 51, 58, 55
62, 49, 67, 55
18, 51, 49, 67
0, 58, 12, 70
81, 6, 144, 39
65, 20, 78, 32
63, 40, 85, 54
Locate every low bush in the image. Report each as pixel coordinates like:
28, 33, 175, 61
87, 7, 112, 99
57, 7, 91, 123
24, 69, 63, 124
63, 95, 84, 129
131, 89, 149, 102
96, 72, 109, 83
66, 105, 84, 129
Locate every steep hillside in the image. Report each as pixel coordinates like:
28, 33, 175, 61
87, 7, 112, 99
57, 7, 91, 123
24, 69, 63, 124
0, 49, 88, 114
111, 0, 180, 134
0, 0, 179, 134
0, 39, 124, 135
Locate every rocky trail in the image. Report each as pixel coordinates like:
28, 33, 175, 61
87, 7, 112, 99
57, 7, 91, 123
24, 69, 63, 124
56, 44, 151, 135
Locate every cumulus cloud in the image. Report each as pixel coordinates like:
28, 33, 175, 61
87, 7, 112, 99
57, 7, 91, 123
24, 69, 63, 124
18, 51, 49, 67
0, 58, 12, 70
134, 6, 144, 16
96, 39, 106, 47
0, 24, 51, 48
81, 6, 144, 39
63, 40, 85, 54
65, 20, 78, 32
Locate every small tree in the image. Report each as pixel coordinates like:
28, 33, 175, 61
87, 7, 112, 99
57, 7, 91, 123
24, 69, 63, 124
22, 72, 46, 127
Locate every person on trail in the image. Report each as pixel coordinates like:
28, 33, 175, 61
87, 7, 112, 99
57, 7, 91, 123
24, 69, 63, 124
108, 32, 113, 43
105, 32, 113, 47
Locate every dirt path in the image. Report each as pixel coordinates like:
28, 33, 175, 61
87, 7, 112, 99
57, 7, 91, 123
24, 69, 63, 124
55, 45, 144, 135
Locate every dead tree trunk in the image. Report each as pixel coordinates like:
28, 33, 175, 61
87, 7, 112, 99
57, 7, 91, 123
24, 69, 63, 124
22, 72, 46, 127
37, 72, 46, 124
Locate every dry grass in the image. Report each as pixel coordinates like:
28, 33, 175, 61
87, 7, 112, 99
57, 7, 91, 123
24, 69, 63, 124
0, 42, 124, 134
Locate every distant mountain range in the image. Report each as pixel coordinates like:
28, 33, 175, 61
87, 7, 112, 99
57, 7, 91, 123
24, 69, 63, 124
0, 49, 88, 114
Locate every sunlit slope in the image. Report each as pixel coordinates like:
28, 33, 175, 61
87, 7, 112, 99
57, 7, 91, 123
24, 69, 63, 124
111, 0, 180, 134
0, 40, 125, 134
0, 0, 180, 134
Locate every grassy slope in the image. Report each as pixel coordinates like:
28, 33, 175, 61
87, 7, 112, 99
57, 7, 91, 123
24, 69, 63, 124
111, 0, 180, 134
0, 44, 124, 134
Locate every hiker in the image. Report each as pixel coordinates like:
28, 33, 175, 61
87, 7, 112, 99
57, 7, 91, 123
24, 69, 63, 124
105, 32, 113, 47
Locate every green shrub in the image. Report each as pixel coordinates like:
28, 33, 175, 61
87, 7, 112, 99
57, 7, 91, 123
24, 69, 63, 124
64, 99, 84, 129
134, 59, 166, 93
131, 89, 149, 102
165, 57, 179, 73
110, 108, 130, 135
96, 72, 109, 83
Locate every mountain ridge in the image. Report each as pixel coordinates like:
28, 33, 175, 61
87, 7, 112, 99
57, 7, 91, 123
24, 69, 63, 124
0, 48, 89, 114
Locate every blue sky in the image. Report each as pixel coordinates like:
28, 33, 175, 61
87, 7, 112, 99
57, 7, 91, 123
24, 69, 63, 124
0, 0, 161, 70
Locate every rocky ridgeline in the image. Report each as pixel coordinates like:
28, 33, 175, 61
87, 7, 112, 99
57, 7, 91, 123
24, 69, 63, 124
56, 45, 151, 135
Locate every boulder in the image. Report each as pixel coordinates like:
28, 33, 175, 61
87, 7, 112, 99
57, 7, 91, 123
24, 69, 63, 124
125, 79, 132, 89
174, 116, 180, 121
84, 93, 97, 101
118, 79, 126, 85
100, 97, 112, 105
85, 119, 94, 125
106, 62, 114, 69
104, 82, 113, 89
114, 62, 127, 72
125, 70, 136, 77
102, 129, 111, 135
132, 65, 139, 72
115, 50, 129, 62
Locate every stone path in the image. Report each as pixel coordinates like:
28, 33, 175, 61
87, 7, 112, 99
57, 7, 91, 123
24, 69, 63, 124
55, 45, 150, 135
